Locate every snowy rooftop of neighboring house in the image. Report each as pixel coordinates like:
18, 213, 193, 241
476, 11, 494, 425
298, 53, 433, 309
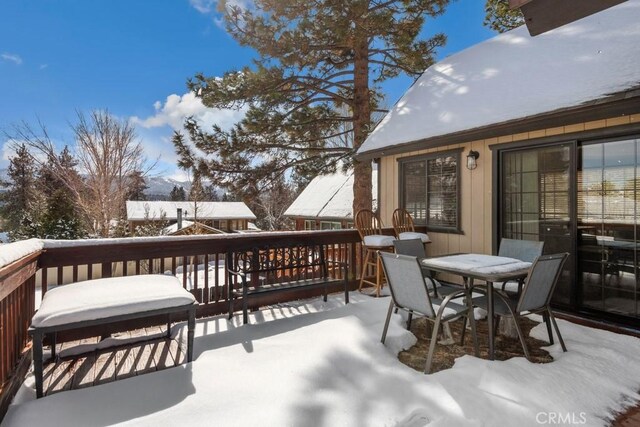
126, 201, 256, 221
284, 169, 378, 220
357, 0, 640, 157
162, 220, 195, 234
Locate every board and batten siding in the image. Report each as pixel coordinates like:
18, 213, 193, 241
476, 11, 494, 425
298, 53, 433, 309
378, 114, 640, 259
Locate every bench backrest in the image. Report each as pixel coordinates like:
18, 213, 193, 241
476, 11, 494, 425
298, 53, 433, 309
228, 244, 330, 283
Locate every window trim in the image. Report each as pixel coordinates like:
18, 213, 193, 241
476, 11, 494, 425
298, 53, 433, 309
398, 148, 463, 234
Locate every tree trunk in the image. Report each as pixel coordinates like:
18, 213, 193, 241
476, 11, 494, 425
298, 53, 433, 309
351, 28, 373, 217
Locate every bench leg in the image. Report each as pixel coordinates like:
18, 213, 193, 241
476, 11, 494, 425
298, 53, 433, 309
32, 332, 44, 398
187, 308, 195, 363
167, 313, 172, 339
50, 332, 57, 359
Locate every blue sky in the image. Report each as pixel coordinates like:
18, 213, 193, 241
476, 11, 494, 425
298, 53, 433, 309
0, 1, 494, 179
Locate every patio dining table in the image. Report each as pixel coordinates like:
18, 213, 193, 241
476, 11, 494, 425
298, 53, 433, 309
421, 253, 531, 360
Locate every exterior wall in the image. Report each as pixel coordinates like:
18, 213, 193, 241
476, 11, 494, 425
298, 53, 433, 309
291, 217, 350, 231
379, 114, 640, 258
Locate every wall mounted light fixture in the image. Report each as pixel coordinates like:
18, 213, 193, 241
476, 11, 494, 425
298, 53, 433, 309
466, 150, 480, 170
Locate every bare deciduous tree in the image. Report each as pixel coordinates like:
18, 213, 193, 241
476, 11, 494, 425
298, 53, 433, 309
7, 110, 150, 237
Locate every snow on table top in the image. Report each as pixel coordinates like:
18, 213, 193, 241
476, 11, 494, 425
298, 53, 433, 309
357, 0, 640, 156
7, 293, 640, 426
0, 238, 43, 269
31, 274, 195, 328
422, 253, 531, 275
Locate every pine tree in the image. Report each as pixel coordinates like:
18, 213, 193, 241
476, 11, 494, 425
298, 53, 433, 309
39, 146, 86, 239
0, 144, 43, 240
126, 170, 148, 201
169, 185, 187, 201
484, 0, 524, 33
174, 0, 449, 216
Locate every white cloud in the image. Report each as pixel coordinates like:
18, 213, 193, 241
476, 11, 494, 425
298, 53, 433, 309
1, 141, 13, 163
189, 0, 252, 28
1, 53, 23, 65
131, 91, 244, 131
189, 0, 216, 13
39, 64, 48, 70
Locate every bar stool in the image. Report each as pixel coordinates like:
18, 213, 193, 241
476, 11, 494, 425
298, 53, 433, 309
392, 208, 431, 246
355, 209, 395, 297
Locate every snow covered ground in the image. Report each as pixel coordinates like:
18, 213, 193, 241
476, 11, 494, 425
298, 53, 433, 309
4, 294, 640, 426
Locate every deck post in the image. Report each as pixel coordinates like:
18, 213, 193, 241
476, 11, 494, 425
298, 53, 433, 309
32, 331, 44, 398
187, 306, 196, 363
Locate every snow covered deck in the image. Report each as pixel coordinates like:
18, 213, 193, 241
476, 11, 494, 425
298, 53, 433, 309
5, 293, 640, 426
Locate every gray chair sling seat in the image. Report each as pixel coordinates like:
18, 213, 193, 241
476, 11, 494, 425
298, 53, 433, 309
494, 238, 544, 294
379, 251, 479, 374
472, 253, 569, 361
392, 239, 462, 298
29, 274, 197, 398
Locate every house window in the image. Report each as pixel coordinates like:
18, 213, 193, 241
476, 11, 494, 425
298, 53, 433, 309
320, 221, 342, 230
399, 149, 461, 232
304, 220, 317, 230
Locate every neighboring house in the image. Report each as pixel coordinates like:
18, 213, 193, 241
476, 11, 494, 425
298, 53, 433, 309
284, 169, 378, 230
163, 220, 225, 236
126, 201, 257, 234
356, 2, 640, 326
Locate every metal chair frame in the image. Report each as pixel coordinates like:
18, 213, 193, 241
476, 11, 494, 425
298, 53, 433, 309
473, 253, 569, 361
379, 251, 479, 374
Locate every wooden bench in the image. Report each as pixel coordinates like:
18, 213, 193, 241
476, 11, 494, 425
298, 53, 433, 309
29, 274, 197, 398
227, 243, 349, 324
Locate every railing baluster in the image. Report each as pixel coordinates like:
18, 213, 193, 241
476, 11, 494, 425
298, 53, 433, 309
204, 254, 209, 304
41, 268, 48, 295
182, 256, 188, 289
214, 253, 220, 302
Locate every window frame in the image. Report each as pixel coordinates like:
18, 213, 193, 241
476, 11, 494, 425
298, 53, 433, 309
398, 148, 463, 234
319, 221, 342, 230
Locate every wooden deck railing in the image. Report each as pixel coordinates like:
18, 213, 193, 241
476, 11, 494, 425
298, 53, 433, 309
0, 250, 41, 417
0, 227, 401, 420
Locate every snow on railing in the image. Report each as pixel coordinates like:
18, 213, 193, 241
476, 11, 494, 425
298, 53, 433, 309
0, 238, 43, 270
0, 239, 41, 418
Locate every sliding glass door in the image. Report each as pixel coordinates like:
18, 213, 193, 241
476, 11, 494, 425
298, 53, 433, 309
500, 144, 574, 306
577, 138, 639, 318
499, 136, 640, 323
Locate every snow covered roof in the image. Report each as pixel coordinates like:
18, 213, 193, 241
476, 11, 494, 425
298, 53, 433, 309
357, 0, 640, 157
284, 169, 378, 220
162, 220, 195, 234
126, 201, 256, 221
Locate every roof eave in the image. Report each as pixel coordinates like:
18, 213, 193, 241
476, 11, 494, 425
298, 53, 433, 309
355, 88, 640, 160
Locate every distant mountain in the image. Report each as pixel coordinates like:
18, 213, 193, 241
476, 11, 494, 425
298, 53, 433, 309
145, 176, 191, 198
0, 170, 203, 199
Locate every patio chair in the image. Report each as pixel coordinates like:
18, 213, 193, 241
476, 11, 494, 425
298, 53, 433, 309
496, 238, 544, 295
473, 253, 569, 361
391, 208, 431, 243
355, 209, 395, 297
393, 239, 461, 299
379, 251, 479, 374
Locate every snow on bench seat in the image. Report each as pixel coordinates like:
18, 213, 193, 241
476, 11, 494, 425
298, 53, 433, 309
32, 274, 196, 328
